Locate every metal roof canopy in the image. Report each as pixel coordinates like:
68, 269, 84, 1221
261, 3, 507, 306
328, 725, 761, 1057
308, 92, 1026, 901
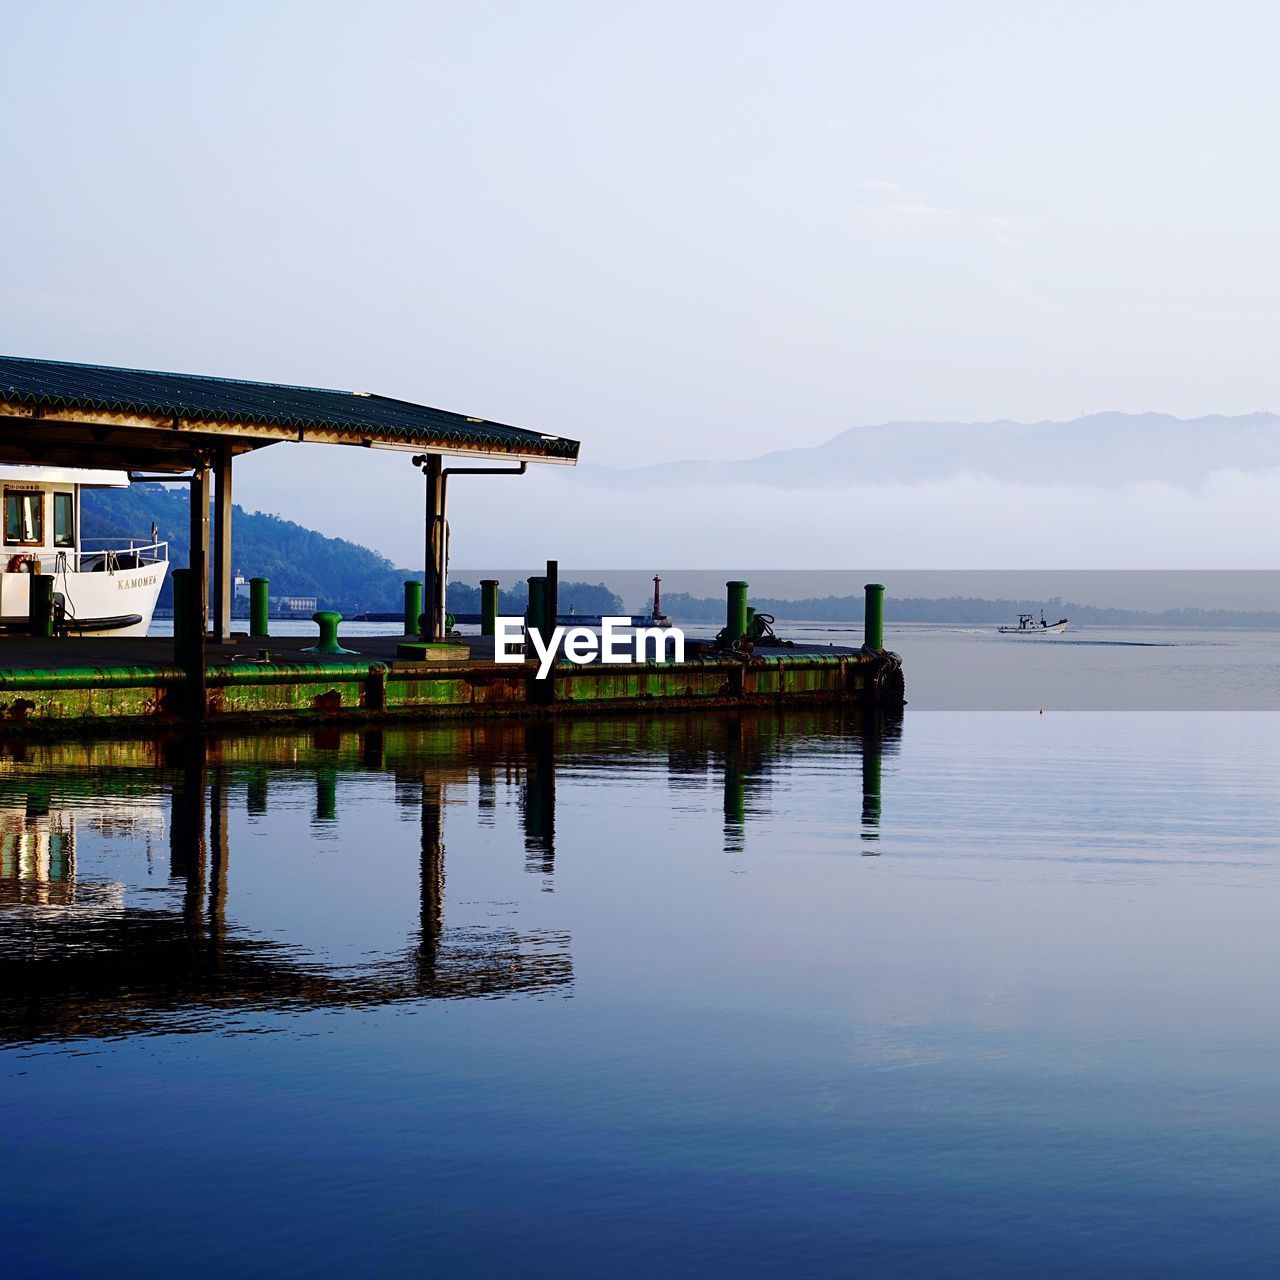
0, 355, 580, 472
0, 355, 579, 651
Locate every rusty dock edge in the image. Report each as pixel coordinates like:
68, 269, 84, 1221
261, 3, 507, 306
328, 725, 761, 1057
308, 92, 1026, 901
0, 651, 905, 735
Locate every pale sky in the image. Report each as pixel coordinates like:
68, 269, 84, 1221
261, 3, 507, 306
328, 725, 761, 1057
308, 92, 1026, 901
3, 2, 1279, 566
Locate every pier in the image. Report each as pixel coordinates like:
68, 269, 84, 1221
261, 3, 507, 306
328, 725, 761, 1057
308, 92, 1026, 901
0, 356, 903, 733
0, 626, 902, 735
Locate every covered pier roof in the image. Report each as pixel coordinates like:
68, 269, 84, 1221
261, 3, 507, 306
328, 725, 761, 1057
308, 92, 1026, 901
0, 355, 580, 472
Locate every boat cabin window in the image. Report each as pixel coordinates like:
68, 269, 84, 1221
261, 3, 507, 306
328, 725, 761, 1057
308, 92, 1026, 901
53, 492, 74, 548
4, 490, 44, 546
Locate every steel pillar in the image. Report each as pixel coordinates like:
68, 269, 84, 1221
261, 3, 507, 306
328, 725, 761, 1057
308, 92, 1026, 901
212, 443, 234, 642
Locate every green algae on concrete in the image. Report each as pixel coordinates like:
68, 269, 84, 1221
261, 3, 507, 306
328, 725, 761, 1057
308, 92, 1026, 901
0, 648, 904, 735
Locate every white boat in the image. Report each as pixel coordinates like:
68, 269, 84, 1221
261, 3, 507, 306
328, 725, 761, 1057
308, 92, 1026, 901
998, 611, 1068, 636
0, 467, 168, 637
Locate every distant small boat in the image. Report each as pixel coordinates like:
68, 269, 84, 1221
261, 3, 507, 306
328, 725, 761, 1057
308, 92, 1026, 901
998, 611, 1068, 636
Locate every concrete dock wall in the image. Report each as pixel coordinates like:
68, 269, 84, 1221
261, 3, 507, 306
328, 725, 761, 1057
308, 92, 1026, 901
0, 650, 904, 734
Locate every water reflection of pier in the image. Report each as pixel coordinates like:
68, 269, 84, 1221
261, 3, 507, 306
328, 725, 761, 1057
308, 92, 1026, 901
0, 708, 899, 1045
667, 710, 900, 854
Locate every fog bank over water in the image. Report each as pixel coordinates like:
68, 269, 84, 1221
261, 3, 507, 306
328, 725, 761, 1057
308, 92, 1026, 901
236, 441, 1280, 574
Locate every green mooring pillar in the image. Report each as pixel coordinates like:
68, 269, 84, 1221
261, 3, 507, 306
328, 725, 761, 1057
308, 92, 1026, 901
726, 581, 749, 644
28, 574, 54, 638
480, 579, 499, 637
864, 583, 885, 651
249, 577, 269, 637
403, 580, 424, 636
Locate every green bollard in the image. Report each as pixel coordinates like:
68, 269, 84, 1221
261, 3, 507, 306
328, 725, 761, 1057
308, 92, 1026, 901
28, 573, 54, 638
403, 580, 423, 636
864, 583, 885, 651
480, 579, 499, 637
526, 576, 547, 658
249, 577, 269, 637
171, 568, 191, 665
726, 581, 749, 644
303, 611, 358, 656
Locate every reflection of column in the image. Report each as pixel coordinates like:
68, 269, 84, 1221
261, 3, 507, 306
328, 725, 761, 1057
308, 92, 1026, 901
361, 730, 385, 771
722, 719, 745, 854
246, 767, 268, 816
170, 741, 208, 924
522, 725, 555, 885
477, 763, 496, 825
419, 778, 446, 975
860, 723, 883, 851
209, 779, 229, 937
315, 769, 337, 823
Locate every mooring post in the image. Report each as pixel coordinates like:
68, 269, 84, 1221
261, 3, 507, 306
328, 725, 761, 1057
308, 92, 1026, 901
403, 579, 424, 636
28, 573, 54, 638
480, 579, 499, 637
171, 568, 190, 665
726, 581, 749, 644
171, 564, 206, 721
864, 583, 885, 651
305, 611, 354, 656
249, 577, 269, 638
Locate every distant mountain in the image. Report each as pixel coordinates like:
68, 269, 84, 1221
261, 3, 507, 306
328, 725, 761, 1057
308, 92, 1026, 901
591, 412, 1280, 490
81, 486, 625, 616
82, 485, 414, 612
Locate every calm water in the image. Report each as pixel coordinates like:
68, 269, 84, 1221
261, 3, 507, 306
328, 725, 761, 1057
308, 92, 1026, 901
3, 710, 1279, 1276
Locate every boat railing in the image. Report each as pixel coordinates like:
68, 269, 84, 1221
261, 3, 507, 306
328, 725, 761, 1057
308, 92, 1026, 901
74, 539, 170, 572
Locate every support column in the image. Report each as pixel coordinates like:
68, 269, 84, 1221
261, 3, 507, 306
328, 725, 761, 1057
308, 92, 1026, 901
421, 455, 445, 641
212, 443, 234, 642
187, 464, 211, 720
190, 464, 211, 632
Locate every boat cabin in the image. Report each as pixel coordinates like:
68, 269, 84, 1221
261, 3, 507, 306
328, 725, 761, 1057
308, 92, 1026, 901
0, 467, 168, 636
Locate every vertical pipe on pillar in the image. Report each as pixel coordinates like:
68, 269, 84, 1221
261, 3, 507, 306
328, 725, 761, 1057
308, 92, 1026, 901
249, 577, 269, 637
545, 560, 559, 632
403, 580, 424, 636
212, 443, 234, 642
421, 456, 445, 642
725, 581, 749, 644
864, 583, 885, 652
480, 579, 499, 637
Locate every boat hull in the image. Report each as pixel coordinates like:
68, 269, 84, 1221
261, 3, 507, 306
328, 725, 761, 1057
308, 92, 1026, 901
0, 562, 168, 637
997, 620, 1069, 636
